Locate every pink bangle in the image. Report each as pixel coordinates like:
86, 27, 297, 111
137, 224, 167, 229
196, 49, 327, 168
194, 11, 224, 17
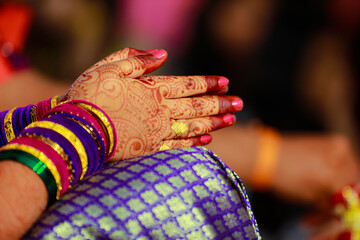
36, 97, 52, 120
45, 103, 107, 156
66, 100, 117, 159
11, 136, 70, 196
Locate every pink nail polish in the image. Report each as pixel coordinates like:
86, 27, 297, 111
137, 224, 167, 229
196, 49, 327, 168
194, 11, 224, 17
145, 49, 159, 53
232, 99, 243, 111
151, 49, 166, 59
218, 77, 229, 88
223, 114, 234, 124
200, 135, 212, 144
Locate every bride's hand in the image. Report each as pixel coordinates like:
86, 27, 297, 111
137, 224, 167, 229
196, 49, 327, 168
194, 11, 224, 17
63, 48, 243, 160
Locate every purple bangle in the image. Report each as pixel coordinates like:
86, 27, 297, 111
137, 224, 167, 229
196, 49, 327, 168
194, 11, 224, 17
20, 127, 82, 184
67, 100, 117, 159
52, 112, 106, 170
45, 103, 107, 158
0, 110, 9, 146
36, 97, 52, 120
11, 136, 70, 196
13, 107, 25, 136
46, 116, 99, 176
23, 104, 35, 126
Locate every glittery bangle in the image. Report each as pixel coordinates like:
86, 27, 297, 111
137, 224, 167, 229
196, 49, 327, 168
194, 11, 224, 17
22, 132, 74, 185
27, 120, 88, 180
51, 95, 61, 109
46, 103, 107, 157
0, 110, 9, 146
46, 104, 106, 167
0, 149, 57, 206
22, 105, 37, 127
46, 116, 98, 176
21, 127, 81, 184
4, 108, 16, 142
71, 100, 116, 159
0, 143, 62, 200
12, 107, 22, 136
36, 97, 52, 120
11, 137, 69, 197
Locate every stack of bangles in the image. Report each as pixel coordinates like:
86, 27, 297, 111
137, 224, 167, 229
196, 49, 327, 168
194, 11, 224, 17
0, 98, 116, 206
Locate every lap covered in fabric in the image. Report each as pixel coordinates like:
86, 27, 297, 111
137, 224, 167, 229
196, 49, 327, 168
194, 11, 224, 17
24, 147, 261, 240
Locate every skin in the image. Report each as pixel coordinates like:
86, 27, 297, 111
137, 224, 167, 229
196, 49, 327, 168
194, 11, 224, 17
63, 48, 242, 160
209, 127, 359, 205
0, 48, 240, 239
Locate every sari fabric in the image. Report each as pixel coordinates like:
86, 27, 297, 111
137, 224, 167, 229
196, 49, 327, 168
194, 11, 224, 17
24, 147, 261, 239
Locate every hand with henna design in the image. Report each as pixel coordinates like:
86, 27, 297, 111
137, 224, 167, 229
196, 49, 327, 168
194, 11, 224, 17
62, 48, 243, 160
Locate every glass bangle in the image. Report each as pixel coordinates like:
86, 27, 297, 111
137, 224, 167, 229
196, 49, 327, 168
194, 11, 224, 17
0, 150, 57, 206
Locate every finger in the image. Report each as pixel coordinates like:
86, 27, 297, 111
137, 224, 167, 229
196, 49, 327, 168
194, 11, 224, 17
165, 114, 236, 139
137, 75, 229, 98
83, 49, 167, 78
81, 47, 154, 76
89, 51, 168, 80
211, 86, 229, 95
161, 134, 212, 150
165, 95, 243, 119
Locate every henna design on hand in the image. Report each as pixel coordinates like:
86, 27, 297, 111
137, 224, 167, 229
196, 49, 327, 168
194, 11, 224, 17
64, 48, 241, 161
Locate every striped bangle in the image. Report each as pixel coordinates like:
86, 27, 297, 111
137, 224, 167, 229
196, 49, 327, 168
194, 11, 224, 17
0, 149, 57, 206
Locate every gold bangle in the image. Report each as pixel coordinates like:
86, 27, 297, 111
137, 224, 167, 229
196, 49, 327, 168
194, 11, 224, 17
4, 108, 16, 142
24, 133, 74, 185
29, 106, 38, 122
0, 143, 62, 199
26, 121, 88, 180
251, 127, 281, 190
51, 95, 61, 109
76, 103, 115, 157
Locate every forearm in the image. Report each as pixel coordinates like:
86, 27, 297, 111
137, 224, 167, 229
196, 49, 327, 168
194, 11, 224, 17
0, 161, 47, 240
207, 125, 259, 183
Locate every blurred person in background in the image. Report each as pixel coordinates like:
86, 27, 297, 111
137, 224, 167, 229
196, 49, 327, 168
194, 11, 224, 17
178, 0, 360, 239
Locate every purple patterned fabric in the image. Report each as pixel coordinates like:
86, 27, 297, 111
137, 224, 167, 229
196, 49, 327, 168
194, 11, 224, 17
24, 147, 261, 239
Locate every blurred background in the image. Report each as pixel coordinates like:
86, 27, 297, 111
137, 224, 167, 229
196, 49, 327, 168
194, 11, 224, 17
1, 0, 360, 239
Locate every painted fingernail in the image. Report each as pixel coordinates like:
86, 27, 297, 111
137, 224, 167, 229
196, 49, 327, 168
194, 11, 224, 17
218, 77, 229, 88
151, 49, 166, 58
145, 49, 159, 53
200, 135, 212, 144
232, 98, 243, 111
223, 114, 235, 125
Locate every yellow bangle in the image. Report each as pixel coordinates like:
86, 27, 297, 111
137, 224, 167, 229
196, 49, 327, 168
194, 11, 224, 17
76, 103, 115, 157
51, 95, 61, 109
26, 121, 88, 180
24, 133, 74, 185
251, 127, 281, 190
4, 108, 16, 142
0, 143, 62, 199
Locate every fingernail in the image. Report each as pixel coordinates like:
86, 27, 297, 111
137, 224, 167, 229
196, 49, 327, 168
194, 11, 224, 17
151, 49, 166, 59
218, 77, 229, 88
223, 114, 235, 125
232, 99, 243, 111
145, 49, 159, 53
200, 135, 212, 144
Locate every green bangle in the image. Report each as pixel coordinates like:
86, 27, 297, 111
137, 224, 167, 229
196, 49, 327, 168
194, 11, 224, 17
0, 150, 57, 206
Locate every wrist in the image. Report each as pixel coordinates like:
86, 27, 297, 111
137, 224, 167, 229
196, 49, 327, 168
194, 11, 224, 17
251, 126, 282, 191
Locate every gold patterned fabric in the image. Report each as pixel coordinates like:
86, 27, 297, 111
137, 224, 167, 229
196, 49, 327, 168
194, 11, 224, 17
24, 147, 261, 239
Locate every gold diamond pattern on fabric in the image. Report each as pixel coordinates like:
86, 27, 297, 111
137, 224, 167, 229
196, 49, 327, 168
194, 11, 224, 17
24, 147, 261, 240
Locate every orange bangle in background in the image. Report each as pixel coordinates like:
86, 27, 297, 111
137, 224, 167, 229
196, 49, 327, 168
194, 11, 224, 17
251, 127, 281, 190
